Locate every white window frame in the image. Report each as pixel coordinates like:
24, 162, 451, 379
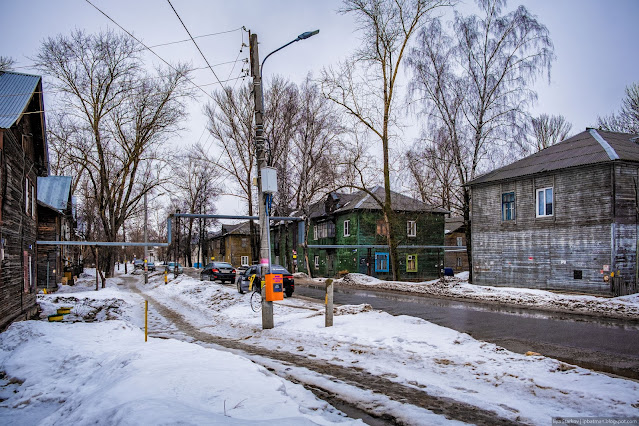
314, 255, 320, 269
456, 236, 463, 247
241, 255, 249, 266
313, 225, 318, 240
536, 187, 554, 217
407, 220, 416, 237
344, 220, 350, 237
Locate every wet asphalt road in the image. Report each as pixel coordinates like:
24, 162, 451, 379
295, 284, 639, 379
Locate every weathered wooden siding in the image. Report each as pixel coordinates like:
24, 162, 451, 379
613, 163, 639, 282
0, 128, 39, 330
472, 164, 616, 294
36, 205, 61, 290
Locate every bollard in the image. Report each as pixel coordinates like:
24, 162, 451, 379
164, 270, 168, 285
145, 300, 148, 342
325, 278, 333, 327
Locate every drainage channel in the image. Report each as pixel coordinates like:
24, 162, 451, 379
127, 278, 521, 426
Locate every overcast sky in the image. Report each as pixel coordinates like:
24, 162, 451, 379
2, 0, 638, 214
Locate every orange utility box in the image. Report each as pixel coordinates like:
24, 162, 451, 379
265, 273, 284, 301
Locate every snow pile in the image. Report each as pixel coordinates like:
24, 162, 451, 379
329, 273, 639, 319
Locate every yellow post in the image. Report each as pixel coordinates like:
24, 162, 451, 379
145, 300, 148, 342
164, 270, 168, 285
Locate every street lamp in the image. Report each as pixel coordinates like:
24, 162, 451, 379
250, 29, 319, 330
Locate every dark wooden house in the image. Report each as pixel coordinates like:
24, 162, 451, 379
282, 187, 448, 280
445, 217, 468, 272
209, 221, 257, 268
37, 176, 74, 290
468, 129, 639, 295
0, 71, 49, 330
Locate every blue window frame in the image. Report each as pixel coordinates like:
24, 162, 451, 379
502, 192, 515, 221
375, 252, 389, 272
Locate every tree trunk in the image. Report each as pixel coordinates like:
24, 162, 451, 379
463, 187, 473, 283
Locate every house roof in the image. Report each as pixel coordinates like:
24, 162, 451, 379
0, 71, 43, 129
333, 186, 449, 214
445, 217, 465, 234
468, 129, 639, 186
37, 176, 72, 212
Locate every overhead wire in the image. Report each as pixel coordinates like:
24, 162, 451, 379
84, 0, 216, 101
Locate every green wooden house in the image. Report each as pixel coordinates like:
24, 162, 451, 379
272, 187, 448, 280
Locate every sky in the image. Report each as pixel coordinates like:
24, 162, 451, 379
2, 270, 638, 424
1, 0, 638, 215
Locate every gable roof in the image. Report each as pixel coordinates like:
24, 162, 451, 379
37, 176, 72, 212
468, 129, 639, 186
445, 216, 465, 234
0, 71, 43, 129
333, 186, 448, 214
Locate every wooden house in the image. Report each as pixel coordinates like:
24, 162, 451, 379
209, 221, 257, 268
468, 129, 639, 295
445, 217, 468, 272
0, 71, 49, 330
281, 187, 448, 280
37, 176, 74, 290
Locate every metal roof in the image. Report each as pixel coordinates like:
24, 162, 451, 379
0, 71, 42, 129
37, 176, 72, 212
468, 129, 639, 186
334, 186, 449, 214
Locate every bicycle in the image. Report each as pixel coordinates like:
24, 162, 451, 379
248, 274, 263, 312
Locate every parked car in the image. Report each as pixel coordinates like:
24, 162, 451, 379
165, 262, 183, 274
236, 264, 294, 297
134, 260, 144, 270
200, 262, 236, 283
147, 262, 156, 272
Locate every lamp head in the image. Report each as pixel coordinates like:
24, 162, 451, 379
297, 30, 320, 40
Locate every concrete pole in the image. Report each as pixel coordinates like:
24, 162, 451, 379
325, 278, 334, 327
250, 32, 274, 329
144, 192, 148, 284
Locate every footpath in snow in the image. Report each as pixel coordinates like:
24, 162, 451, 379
0, 270, 638, 425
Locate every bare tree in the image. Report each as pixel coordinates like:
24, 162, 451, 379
408, 0, 554, 282
0, 56, 15, 71
598, 82, 639, 134
169, 143, 221, 267
322, 0, 450, 280
35, 30, 192, 277
205, 84, 259, 261
530, 113, 572, 151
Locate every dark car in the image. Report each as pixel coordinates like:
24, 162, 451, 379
236, 264, 294, 297
134, 260, 144, 270
165, 262, 184, 275
201, 262, 236, 283
147, 262, 156, 272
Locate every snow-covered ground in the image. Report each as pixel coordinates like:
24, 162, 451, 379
302, 272, 639, 320
1, 270, 639, 425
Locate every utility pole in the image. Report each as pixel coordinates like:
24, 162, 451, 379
144, 192, 148, 284
250, 32, 274, 329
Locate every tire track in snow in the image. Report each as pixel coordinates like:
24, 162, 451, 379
126, 277, 522, 426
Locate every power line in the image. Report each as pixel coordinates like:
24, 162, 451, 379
84, 0, 215, 101
148, 27, 244, 49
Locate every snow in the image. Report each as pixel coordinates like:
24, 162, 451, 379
309, 272, 639, 320
2, 271, 639, 425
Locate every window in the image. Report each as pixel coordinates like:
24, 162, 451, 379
456, 257, 462, 267
536, 187, 553, 217
344, 220, 350, 237
313, 225, 318, 240
502, 192, 515, 221
241, 256, 249, 266
241, 238, 248, 248
376, 220, 388, 237
407, 221, 416, 237
456, 236, 463, 247
314, 255, 320, 269
25, 178, 30, 214
375, 252, 389, 272
315, 222, 335, 239
406, 255, 417, 272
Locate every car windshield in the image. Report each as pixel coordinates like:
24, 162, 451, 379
216, 263, 233, 268
271, 266, 290, 274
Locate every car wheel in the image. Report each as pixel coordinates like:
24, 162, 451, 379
237, 280, 244, 294
285, 289, 293, 298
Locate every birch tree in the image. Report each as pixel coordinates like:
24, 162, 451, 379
408, 0, 554, 281
598, 82, 639, 134
530, 113, 572, 152
322, 0, 450, 280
